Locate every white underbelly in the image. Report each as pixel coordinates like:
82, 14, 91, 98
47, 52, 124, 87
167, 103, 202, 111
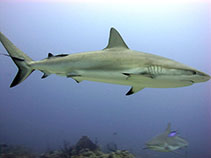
72, 71, 193, 88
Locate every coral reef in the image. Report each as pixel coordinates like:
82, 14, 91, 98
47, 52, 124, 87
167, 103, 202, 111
41, 148, 134, 158
71, 149, 134, 158
0, 136, 135, 158
74, 136, 99, 153
40, 150, 63, 158
0, 143, 36, 158
105, 142, 118, 152
42, 136, 134, 158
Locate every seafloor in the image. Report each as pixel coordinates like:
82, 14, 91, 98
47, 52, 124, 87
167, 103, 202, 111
0, 136, 135, 158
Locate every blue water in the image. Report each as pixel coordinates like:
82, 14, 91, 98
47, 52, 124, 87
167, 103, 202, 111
0, 1, 210, 157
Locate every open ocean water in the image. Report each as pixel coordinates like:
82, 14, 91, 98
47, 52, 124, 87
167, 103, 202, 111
0, 0, 210, 158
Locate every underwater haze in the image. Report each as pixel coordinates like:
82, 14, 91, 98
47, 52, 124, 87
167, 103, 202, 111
0, 0, 210, 157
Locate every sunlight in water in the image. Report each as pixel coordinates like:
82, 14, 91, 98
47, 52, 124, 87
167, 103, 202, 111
1, 0, 210, 4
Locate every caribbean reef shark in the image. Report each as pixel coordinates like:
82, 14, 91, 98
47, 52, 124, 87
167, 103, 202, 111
0, 28, 210, 95
145, 123, 188, 153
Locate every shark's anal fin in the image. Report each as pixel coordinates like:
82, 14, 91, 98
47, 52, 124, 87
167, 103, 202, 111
41, 73, 49, 79
66, 72, 83, 83
41, 71, 51, 79
126, 86, 144, 96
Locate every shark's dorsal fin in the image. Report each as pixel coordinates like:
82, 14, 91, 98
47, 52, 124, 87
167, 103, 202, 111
104, 27, 129, 50
48, 53, 54, 58
165, 123, 171, 133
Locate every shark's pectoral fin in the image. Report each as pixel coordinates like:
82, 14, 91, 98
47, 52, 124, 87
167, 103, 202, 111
126, 86, 144, 96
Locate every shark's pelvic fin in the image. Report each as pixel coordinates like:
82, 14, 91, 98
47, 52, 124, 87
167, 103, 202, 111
104, 27, 129, 50
126, 86, 144, 95
72, 77, 83, 83
66, 72, 82, 83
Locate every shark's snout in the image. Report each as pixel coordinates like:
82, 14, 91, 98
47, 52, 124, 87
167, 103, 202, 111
193, 71, 210, 83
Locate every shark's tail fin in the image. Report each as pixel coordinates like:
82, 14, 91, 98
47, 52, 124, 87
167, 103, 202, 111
0, 32, 34, 87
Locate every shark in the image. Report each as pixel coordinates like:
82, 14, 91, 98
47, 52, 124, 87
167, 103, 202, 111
145, 123, 188, 153
0, 28, 210, 95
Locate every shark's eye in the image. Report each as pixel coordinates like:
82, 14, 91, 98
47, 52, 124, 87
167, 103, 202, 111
192, 71, 197, 75
187, 70, 197, 75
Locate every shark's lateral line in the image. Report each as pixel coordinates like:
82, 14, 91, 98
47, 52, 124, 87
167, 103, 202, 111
145, 123, 188, 153
0, 28, 210, 95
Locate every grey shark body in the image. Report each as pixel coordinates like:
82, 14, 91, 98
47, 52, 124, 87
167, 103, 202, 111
0, 28, 210, 95
145, 123, 188, 152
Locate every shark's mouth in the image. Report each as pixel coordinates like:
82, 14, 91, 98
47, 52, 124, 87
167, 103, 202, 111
181, 80, 194, 84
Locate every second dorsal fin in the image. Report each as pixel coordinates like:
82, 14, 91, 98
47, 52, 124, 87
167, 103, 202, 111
104, 27, 129, 50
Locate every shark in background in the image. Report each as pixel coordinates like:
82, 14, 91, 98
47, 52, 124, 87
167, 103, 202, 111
144, 123, 188, 154
0, 28, 210, 95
